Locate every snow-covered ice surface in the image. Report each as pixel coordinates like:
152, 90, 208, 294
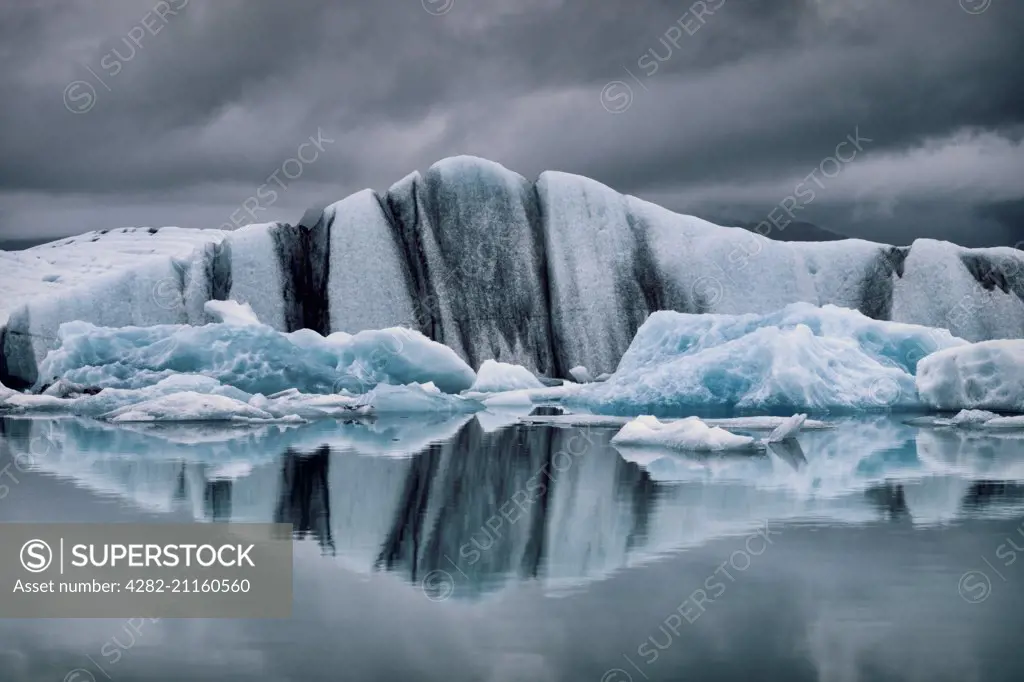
916, 340, 1024, 413
469, 359, 544, 393
571, 302, 967, 414
4, 156, 1022, 388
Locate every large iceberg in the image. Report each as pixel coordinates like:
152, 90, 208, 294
2, 157, 1022, 388
916, 340, 1024, 413
572, 303, 968, 414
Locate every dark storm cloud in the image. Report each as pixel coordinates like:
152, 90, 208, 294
0, 0, 1021, 246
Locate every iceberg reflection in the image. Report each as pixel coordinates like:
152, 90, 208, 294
4, 413, 1024, 598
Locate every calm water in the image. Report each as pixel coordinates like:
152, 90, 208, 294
1, 413, 1023, 682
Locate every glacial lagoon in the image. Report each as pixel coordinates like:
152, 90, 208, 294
1, 413, 1022, 682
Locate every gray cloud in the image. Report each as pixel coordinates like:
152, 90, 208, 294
0, 0, 1021, 247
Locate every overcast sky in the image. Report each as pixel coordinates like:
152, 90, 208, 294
1, 0, 1022, 247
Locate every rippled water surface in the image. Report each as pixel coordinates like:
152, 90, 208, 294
1, 414, 1022, 681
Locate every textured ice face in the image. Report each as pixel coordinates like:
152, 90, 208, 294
916, 340, 1024, 413
574, 303, 969, 414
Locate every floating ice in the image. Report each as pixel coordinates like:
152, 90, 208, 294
905, 409, 1024, 430
470, 359, 545, 393
35, 318, 476, 397
360, 382, 483, 414
575, 303, 967, 413
611, 416, 760, 452
916, 340, 1024, 413
104, 392, 294, 423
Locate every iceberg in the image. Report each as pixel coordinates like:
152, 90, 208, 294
3, 157, 1022, 389
573, 303, 967, 414
916, 340, 1024, 413
33, 316, 475, 397
469, 359, 545, 393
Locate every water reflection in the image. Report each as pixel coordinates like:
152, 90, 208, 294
4, 414, 1024, 597
276, 446, 334, 553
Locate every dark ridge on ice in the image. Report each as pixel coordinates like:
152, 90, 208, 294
0, 309, 37, 389
960, 252, 1024, 303
385, 173, 443, 341
858, 246, 911, 320
271, 221, 331, 334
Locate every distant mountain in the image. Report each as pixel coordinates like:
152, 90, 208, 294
711, 219, 848, 242
0, 237, 53, 251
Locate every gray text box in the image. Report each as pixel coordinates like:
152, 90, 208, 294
1, 523, 292, 618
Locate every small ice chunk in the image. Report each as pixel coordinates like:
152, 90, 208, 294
470, 359, 545, 393
569, 365, 594, 383
611, 415, 758, 451
765, 414, 807, 443
203, 299, 263, 326
949, 409, 1001, 427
